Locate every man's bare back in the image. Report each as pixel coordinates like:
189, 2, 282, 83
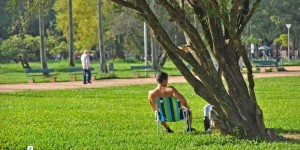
148, 73, 189, 111
147, 72, 195, 132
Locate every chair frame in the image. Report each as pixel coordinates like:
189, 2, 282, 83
155, 97, 190, 135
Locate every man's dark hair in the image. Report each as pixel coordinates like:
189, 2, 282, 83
156, 72, 168, 83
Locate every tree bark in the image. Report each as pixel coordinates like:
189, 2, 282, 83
68, 0, 75, 67
150, 1, 159, 70
115, 35, 125, 59
39, 1, 48, 75
98, 0, 108, 73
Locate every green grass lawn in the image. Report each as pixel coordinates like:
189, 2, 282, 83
0, 58, 182, 84
1, 58, 300, 84
0, 76, 299, 149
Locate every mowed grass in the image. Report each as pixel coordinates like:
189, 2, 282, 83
1, 58, 300, 84
0, 59, 182, 84
0, 77, 300, 149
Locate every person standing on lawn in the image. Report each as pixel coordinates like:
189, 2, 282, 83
81, 50, 92, 84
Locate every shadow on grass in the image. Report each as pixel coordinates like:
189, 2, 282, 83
191, 129, 300, 146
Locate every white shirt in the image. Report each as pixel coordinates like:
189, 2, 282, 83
81, 53, 90, 69
204, 104, 212, 117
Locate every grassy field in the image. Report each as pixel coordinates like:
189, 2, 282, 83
0, 76, 299, 149
0, 58, 182, 84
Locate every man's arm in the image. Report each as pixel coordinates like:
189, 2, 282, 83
171, 87, 190, 109
148, 91, 157, 110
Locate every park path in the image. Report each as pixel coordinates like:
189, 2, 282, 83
0, 66, 300, 93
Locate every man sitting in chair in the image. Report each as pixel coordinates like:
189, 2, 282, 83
148, 72, 196, 133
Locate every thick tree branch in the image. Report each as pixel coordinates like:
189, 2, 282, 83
237, 41, 255, 90
111, 0, 143, 14
158, 0, 216, 71
167, 50, 219, 106
188, 1, 214, 52
237, 0, 261, 35
210, 0, 231, 29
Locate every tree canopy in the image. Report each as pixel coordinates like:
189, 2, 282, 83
251, 0, 300, 50
54, 0, 117, 52
1, 0, 299, 63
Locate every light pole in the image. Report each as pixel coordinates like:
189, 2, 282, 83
285, 24, 291, 62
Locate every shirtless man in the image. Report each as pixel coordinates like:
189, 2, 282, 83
148, 72, 195, 133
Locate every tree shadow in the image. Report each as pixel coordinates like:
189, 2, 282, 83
191, 128, 300, 146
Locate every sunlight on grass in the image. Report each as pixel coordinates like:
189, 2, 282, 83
0, 77, 300, 149
0, 59, 184, 84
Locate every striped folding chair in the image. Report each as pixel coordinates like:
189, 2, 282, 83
155, 97, 190, 135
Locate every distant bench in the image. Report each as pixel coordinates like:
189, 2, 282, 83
67, 67, 97, 81
25, 68, 59, 83
254, 60, 276, 72
130, 65, 157, 78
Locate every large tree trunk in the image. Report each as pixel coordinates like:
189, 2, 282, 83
115, 35, 125, 59
150, 1, 159, 70
111, 0, 267, 138
68, 0, 75, 67
98, 0, 108, 73
39, 1, 48, 74
158, 51, 168, 67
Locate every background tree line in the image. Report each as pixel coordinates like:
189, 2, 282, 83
251, 0, 300, 52
0, 0, 299, 64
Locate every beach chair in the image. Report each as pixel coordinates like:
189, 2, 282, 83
155, 97, 190, 135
